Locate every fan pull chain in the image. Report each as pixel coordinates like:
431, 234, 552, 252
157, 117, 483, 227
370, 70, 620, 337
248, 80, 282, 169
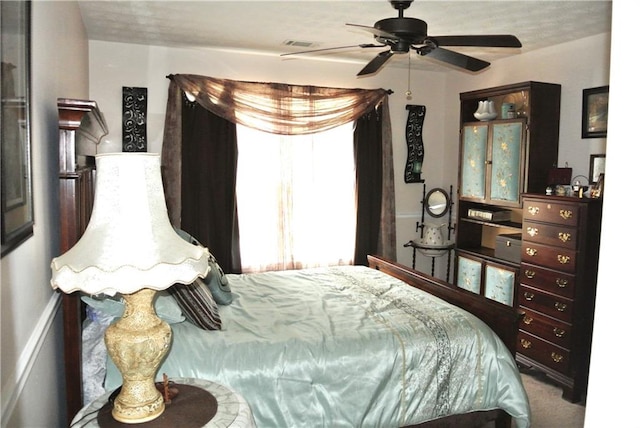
406, 54, 412, 100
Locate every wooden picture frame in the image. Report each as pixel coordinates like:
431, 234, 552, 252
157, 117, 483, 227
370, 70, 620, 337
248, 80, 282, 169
582, 86, 609, 138
591, 173, 605, 199
589, 154, 606, 184
1, 0, 33, 257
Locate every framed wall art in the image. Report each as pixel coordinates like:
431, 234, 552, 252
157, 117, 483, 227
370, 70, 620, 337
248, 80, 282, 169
1, 0, 33, 257
589, 154, 606, 184
582, 85, 609, 139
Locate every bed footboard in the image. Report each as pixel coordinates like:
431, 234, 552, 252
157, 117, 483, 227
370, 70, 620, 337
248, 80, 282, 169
367, 255, 522, 356
368, 256, 520, 428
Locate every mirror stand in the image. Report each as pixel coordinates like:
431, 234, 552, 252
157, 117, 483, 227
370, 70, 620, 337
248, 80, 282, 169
404, 184, 455, 281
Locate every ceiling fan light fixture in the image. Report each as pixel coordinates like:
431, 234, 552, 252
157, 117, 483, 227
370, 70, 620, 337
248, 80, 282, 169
390, 39, 411, 53
374, 17, 427, 44
281, 0, 521, 77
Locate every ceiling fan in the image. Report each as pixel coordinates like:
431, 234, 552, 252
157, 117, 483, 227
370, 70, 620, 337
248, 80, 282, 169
281, 0, 522, 76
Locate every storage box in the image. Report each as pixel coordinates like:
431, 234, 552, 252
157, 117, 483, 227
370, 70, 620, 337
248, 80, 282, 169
495, 233, 522, 263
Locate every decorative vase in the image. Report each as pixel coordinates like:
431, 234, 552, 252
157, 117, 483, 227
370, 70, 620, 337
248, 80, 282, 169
474, 100, 497, 121
417, 223, 450, 257
105, 289, 171, 423
486, 101, 497, 118
422, 223, 446, 247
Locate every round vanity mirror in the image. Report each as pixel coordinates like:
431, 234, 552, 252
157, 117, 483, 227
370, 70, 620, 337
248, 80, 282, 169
424, 188, 450, 218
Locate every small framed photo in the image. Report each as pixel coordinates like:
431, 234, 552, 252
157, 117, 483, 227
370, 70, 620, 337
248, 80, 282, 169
592, 173, 605, 199
582, 86, 609, 138
589, 154, 606, 184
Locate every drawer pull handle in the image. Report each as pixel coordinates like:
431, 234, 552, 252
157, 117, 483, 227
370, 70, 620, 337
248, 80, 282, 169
551, 352, 564, 363
558, 232, 571, 243
525, 270, 536, 279
526, 248, 537, 256
520, 339, 532, 349
555, 302, 567, 312
557, 254, 571, 264
556, 278, 568, 288
527, 227, 538, 237
523, 316, 533, 325
524, 292, 535, 301
506, 240, 512, 247
527, 206, 539, 216
554, 328, 566, 338
559, 209, 573, 220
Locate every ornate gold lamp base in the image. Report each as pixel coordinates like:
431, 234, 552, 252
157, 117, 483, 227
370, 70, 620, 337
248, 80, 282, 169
104, 289, 172, 424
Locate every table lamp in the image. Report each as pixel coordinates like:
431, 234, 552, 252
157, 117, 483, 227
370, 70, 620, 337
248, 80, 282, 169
51, 153, 209, 423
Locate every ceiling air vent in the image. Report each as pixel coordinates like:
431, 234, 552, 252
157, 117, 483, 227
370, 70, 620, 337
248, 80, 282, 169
283, 40, 315, 48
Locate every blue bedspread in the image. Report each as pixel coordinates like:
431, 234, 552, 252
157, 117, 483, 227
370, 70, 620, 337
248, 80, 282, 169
105, 265, 530, 427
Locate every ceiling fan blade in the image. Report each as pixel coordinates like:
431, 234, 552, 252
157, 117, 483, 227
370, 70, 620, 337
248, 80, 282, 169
422, 47, 490, 72
430, 35, 522, 48
357, 50, 395, 76
346, 23, 399, 40
280, 43, 383, 56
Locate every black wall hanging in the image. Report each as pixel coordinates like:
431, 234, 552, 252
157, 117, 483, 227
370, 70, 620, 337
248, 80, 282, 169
122, 86, 147, 152
404, 104, 425, 183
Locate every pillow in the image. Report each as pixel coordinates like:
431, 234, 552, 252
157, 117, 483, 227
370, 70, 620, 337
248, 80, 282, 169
81, 291, 185, 324
204, 253, 233, 305
168, 279, 222, 330
174, 228, 233, 305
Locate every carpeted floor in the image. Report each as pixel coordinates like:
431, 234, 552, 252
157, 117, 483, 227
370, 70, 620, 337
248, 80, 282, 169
517, 370, 585, 428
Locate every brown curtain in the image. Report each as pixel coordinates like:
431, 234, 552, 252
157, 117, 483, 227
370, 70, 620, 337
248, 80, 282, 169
353, 101, 396, 264
180, 98, 242, 274
169, 74, 389, 135
354, 108, 382, 265
162, 74, 397, 269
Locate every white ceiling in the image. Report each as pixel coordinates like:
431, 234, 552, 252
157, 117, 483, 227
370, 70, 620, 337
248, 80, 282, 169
78, 0, 612, 74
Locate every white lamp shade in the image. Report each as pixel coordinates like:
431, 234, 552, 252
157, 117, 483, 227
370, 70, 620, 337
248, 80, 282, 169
51, 153, 209, 296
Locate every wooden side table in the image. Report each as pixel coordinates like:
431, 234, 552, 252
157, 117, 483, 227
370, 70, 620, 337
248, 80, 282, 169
71, 378, 256, 428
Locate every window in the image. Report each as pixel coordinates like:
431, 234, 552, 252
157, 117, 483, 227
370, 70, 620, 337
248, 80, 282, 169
236, 123, 356, 272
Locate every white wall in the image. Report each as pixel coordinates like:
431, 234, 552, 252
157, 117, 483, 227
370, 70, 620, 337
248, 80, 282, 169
88, 40, 450, 273
585, 1, 639, 425
443, 33, 610, 191
0, 1, 625, 425
89, 31, 610, 278
0, 1, 89, 426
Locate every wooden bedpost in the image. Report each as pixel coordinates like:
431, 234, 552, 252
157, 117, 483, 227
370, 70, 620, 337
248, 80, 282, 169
57, 99, 107, 423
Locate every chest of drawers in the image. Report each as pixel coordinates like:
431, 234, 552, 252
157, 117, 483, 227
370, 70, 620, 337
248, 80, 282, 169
517, 194, 602, 402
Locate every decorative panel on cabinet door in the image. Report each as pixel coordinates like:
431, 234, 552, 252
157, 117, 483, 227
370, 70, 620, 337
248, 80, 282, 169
459, 124, 488, 201
455, 252, 518, 307
459, 120, 526, 207
488, 120, 526, 206
484, 261, 517, 306
455, 253, 482, 294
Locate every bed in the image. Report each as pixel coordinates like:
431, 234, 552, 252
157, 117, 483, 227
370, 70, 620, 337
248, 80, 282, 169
57, 99, 530, 427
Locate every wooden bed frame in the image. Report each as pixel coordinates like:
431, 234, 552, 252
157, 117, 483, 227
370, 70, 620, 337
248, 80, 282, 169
57, 99, 520, 427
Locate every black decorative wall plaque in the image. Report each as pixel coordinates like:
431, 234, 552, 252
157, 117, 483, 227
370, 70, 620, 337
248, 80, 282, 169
404, 104, 425, 183
122, 86, 147, 152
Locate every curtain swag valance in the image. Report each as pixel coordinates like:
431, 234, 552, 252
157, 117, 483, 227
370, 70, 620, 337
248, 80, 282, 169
167, 74, 391, 135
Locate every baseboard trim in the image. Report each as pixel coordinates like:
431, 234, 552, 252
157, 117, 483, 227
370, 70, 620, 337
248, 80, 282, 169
1, 293, 62, 427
